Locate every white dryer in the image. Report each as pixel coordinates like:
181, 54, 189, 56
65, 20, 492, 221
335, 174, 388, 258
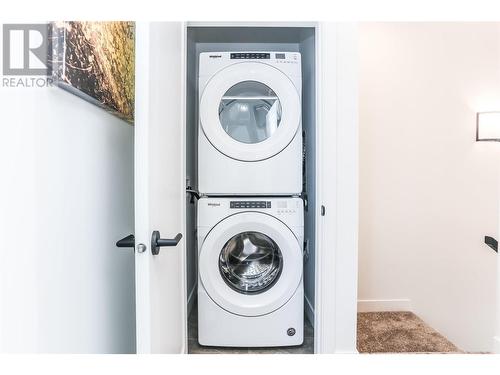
198, 51, 302, 195
197, 197, 304, 347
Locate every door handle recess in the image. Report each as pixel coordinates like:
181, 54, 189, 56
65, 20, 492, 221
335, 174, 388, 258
116, 234, 135, 248
151, 231, 182, 255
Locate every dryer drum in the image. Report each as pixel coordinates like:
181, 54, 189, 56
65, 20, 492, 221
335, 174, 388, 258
218, 81, 283, 144
218, 231, 283, 294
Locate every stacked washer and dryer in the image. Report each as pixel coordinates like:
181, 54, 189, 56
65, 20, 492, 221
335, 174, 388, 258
197, 51, 305, 347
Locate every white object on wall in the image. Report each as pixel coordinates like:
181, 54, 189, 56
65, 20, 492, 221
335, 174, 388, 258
477, 112, 500, 141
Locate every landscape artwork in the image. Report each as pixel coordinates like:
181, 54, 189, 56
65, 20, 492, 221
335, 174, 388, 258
51, 21, 135, 123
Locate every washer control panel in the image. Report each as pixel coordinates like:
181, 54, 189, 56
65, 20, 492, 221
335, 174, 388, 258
198, 198, 303, 228
230, 201, 271, 209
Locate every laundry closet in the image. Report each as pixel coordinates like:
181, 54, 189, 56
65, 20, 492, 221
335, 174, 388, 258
185, 26, 316, 350
131, 22, 357, 354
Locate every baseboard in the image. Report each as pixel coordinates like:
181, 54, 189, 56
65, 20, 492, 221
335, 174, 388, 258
493, 336, 500, 354
187, 285, 196, 317
304, 294, 315, 328
357, 299, 412, 312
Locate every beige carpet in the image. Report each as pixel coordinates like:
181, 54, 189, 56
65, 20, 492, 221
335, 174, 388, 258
357, 311, 461, 353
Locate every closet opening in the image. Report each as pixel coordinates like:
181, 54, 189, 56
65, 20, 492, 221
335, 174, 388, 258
185, 24, 317, 353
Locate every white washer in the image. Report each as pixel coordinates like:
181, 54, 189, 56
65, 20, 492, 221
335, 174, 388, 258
198, 51, 302, 195
197, 197, 304, 347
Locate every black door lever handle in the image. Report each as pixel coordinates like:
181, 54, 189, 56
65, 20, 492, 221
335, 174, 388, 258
116, 234, 135, 248
484, 236, 498, 253
151, 231, 182, 255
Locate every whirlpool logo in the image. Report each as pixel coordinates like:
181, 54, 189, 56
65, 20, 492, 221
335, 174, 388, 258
209, 54, 222, 58
207, 202, 221, 207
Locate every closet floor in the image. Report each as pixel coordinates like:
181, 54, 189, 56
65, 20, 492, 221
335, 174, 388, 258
188, 308, 463, 354
187, 304, 314, 354
357, 311, 462, 354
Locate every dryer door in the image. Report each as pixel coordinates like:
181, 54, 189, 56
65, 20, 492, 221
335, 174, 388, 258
199, 62, 301, 161
199, 212, 302, 317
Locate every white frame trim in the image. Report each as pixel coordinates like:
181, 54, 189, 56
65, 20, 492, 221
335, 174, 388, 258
495, 181, 500, 353
357, 299, 412, 313
314, 22, 359, 354
134, 21, 152, 353
181, 21, 189, 354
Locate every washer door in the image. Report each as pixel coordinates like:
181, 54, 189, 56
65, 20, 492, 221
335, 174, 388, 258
200, 62, 301, 162
199, 212, 302, 317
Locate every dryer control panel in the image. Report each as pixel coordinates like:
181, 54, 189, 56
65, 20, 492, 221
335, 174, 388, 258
228, 52, 299, 62
230, 201, 271, 209
230, 52, 270, 59
199, 51, 301, 78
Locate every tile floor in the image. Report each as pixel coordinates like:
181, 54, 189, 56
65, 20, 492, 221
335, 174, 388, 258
188, 305, 314, 354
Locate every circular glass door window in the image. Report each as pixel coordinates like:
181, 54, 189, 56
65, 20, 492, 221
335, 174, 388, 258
218, 81, 282, 144
219, 231, 283, 294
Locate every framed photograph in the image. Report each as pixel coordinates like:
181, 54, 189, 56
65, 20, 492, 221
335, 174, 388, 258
51, 21, 135, 124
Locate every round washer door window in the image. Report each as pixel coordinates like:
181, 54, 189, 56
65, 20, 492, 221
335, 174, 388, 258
219, 81, 282, 144
219, 231, 283, 294
199, 211, 303, 316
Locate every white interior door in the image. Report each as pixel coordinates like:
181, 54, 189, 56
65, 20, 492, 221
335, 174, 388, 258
134, 22, 187, 354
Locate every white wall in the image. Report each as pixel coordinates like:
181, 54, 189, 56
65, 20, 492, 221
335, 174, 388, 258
0, 39, 135, 351
359, 23, 500, 352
